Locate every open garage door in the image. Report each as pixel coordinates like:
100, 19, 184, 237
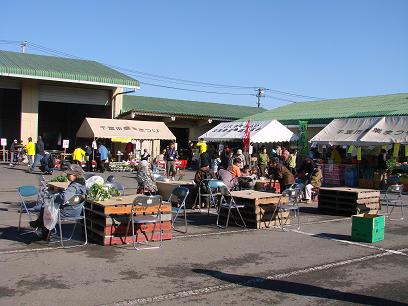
39, 85, 110, 105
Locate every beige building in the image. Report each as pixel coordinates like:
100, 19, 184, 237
0, 50, 139, 148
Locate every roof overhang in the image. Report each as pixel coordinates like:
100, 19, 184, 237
0, 73, 140, 89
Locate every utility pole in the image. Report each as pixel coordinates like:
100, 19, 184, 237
255, 87, 265, 108
20, 41, 27, 53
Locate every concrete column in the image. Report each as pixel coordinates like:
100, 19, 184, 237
20, 80, 39, 143
112, 87, 123, 118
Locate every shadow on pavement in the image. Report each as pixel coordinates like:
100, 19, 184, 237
313, 233, 351, 241
192, 269, 407, 306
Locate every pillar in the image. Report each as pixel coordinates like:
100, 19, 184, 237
20, 80, 39, 143
112, 87, 123, 119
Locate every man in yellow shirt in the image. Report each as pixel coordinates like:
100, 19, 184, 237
196, 138, 207, 168
25, 137, 35, 167
72, 146, 86, 165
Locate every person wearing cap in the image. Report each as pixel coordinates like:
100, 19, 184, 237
29, 164, 86, 240
193, 159, 215, 209
234, 149, 246, 168
268, 157, 295, 192
135, 160, 158, 194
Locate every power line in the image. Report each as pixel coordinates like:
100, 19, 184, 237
0, 39, 324, 101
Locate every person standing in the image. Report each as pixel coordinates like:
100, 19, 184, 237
30, 136, 45, 172
287, 149, 297, 174
73, 146, 86, 165
25, 137, 36, 169
97, 143, 109, 173
196, 138, 207, 168
164, 142, 178, 180
281, 147, 289, 164
9, 139, 18, 166
304, 163, 323, 203
235, 149, 246, 169
125, 142, 133, 161
257, 147, 269, 177
141, 148, 151, 161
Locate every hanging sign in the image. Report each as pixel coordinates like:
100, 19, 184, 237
393, 143, 400, 158
298, 121, 309, 156
357, 146, 362, 161
1, 138, 7, 146
347, 145, 354, 154
62, 139, 70, 149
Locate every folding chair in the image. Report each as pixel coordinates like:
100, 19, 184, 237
126, 195, 163, 250
50, 194, 88, 248
195, 179, 217, 213
170, 187, 190, 233
382, 184, 405, 220
208, 180, 246, 229
17, 185, 41, 234
274, 188, 301, 230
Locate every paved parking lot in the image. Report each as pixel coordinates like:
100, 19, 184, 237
0, 164, 407, 306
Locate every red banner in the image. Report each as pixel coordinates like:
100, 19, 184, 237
243, 119, 250, 152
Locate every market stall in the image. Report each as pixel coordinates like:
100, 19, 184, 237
200, 120, 299, 143
310, 116, 408, 189
76, 117, 176, 171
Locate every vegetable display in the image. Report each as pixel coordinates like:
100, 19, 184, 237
87, 183, 120, 201
50, 174, 68, 182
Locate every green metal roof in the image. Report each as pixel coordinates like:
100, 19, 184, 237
0, 50, 139, 88
241, 93, 408, 125
122, 95, 265, 120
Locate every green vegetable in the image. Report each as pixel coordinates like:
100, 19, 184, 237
50, 174, 68, 182
87, 183, 120, 201
386, 159, 397, 173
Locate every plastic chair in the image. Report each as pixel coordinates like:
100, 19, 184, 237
382, 184, 405, 220
208, 180, 246, 229
274, 188, 301, 230
126, 195, 163, 250
17, 185, 41, 234
170, 187, 190, 233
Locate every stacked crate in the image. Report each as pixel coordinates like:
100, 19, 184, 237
318, 187, 380, 216
85, 195, 172, 246
322, 164, 345, 186
218, 191, 289, 229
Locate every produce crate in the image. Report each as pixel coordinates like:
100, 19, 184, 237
351, 214, 384, 243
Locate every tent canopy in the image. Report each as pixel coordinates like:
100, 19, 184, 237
199, 120, 299, 143
310, 116, 408, 145
76, 117, 176, 140
360, 116, 408, 144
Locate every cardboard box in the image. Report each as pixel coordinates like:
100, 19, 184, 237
351, 214, 384, 243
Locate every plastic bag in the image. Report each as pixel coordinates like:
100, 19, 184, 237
43, 194, 59, 230
86, 175, 104, 190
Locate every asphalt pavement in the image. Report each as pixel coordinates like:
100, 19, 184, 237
0, 164, 407, 306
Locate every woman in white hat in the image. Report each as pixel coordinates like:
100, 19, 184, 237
135, 160, 158, 194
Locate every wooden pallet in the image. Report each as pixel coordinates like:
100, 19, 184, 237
318, 187, 380, 216
86, 219, 172, 236
87, 230, 172, 246
85, 209, 172, 226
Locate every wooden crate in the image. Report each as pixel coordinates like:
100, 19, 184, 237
318, 187, 380, 216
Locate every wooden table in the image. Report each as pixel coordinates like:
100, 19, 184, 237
318, 187, 380, 216
47, 181, 69, 192
156, 180, 197, 208
85, 194, 172, 246
226, 190, 289, 229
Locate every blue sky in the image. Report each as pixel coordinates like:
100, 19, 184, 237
1, 0, 407, 109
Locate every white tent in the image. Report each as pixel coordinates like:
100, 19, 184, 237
310, 116, 408, 145
199, 120, 299, 143
310, 117, 380, 145
360, 116, 408, 144
76, 117, 176, 140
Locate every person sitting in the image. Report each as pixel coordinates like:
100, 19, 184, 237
304, 163, 323, 203
194, 160, 215, 208
29, 164, 86, 240
135, 160, 158, 194
239, 165, 256, 190
228, 158, 242, 178
268, 157, 295, 192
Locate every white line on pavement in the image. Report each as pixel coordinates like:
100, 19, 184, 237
103, 248, 407, 306
290, 229, 407, 256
